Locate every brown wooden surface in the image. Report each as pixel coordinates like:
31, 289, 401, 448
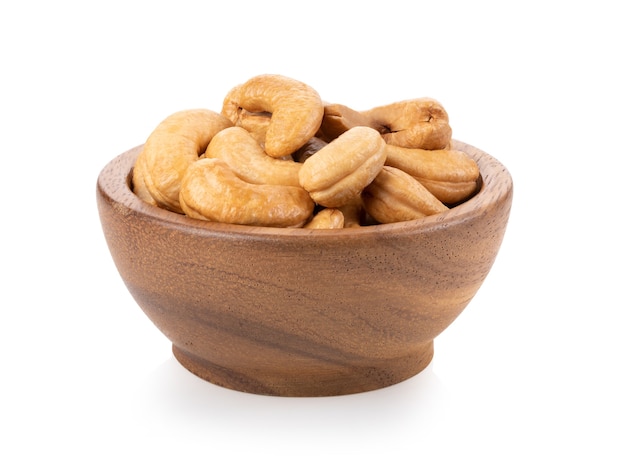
96, 140, 513, 396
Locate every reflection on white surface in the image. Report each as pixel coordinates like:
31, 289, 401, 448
129, 355, 450, 453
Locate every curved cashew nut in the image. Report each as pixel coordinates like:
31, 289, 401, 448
221, 74, 324, 158
362, 98, 452, 150
362, 166, 449, 224
179, 158, 314, 228
384, 145, 480, 204
316, 103, 383, 142
205, 126, 301, 187
337, 198, 366, 228
233, 109, 272, 146
303, 208, 345, 229
131, 154, 157, 206
133, 109, 232, 213
299, 126, 387, 208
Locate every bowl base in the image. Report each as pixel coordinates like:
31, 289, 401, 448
172, 341, 434, 397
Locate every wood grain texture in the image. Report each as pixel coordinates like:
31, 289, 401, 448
96, 140, 513, 396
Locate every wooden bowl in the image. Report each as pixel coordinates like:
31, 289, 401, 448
96, 140, 513, 397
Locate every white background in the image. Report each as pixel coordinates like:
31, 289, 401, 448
2, 1, 624, 463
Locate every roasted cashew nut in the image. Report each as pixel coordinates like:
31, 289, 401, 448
362, 166, 449, 224
337, 198, 366, 228
362, 98, 452, 150
233, 109, 272, 146
205, 126, 301, 187
315, 103, 383, 142
133, 109, 232, 213
384, 144, 480, 204
221, 74, 324, 158
303, 208, 345, 229
131, 154, 157, 206
179, 158, 314, 228
299, 126, 387, 208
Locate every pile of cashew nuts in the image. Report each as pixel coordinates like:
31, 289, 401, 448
132, 74, 480, 228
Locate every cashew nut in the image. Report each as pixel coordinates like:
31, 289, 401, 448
221, 74, 324, 158
362, 98, 452, 150
362, 166, 449, 224
316, 103, 383, 142
303, 208, 345, 229
384, 144, 480, 204
179, 158, 314, 228
298, 126, 387, 208
337, 198, 366, 228
131, 154, 157, 206
234, 108, 272, 146
133, 109, 233, 213
205, 126, 301, 187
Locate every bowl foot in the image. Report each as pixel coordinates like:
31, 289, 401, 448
172, 341, 434, 397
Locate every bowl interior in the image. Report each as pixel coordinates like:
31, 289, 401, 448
106, 139, 510, 240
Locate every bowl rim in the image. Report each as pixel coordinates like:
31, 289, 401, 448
97, 139, 513, 240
